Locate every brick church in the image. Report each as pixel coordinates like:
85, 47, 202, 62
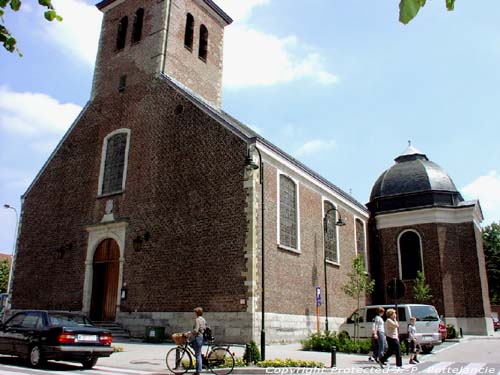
9, 0, 492, 342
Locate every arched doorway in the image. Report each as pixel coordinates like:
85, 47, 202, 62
90, 239, 120, 321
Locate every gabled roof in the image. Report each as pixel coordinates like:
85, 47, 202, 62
95, 0, 233, 25
160, 74, 368, 214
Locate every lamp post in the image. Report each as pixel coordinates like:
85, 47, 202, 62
244, 144, 265, 360
3, 204, 19, 309
322, 206, 345, 332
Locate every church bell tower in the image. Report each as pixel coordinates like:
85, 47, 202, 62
92, 0, 232, 108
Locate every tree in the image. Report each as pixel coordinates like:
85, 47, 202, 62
0, 259, 10, 293
1, 0, 62, 55
399, 0, 456, 25
483, 222, 500, 305
413, 270, 432, 303
342, 255, 375, 343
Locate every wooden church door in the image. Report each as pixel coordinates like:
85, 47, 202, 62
90, 239, 120, 321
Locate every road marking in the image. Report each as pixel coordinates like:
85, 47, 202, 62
422, 361, 454, 373
432, 342, 463, 355
94, 366, 153, 374
460, 363, 488, 373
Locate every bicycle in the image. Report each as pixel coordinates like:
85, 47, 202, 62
166, 333, 235, 375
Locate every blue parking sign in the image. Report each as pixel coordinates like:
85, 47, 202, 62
316, 287, 321, 306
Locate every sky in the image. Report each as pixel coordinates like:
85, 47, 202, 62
1, 0, 500, 254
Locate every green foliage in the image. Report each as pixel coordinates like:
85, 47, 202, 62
446, 324, 458, 339
257, 359, 324, 368
483, 223, 500, 305
413, 270, 433, 303
0, 260, 10, 293
399, 0, 455, 25
342, 256, 375, 342
301, 331, 372, 354
0, 0, 62, 55
243, 340, 261, 364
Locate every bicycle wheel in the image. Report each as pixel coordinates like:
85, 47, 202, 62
207, 347, 235, 375
166, 346, 193, 374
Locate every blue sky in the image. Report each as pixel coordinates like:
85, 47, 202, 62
1, 0, 500, 253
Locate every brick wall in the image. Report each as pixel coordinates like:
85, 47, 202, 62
12, 74, 249, 314
374, 221, 490, 318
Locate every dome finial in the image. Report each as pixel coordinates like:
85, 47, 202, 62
408, 140, 411, 147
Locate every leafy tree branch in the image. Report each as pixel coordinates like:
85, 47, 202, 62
399, 0, 456, 25
1, 0, 62, 55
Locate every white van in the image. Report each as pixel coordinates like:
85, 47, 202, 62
338, 304, 442, 353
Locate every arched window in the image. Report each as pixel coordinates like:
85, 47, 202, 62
184, 13, 194, 50
355, 218, 367, 269
324, 201, 338, 263
116, 16, 128, 50
279, 175, 298, 249
131, 8, 144, 44
198, 24, 208, 61
398, 230, 423, 280
99, 130, 131, 195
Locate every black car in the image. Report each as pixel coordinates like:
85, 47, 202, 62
0, 310, 113, 369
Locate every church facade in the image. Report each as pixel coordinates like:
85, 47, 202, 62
10, 0, 369, 343
9, 0, 492, 342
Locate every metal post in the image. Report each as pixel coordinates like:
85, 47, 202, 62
175, 348, 180, 369
245, 344, 251, 365
331, 346, 337, 368
4, 204, 19, 310
460, 328, 463, 338
323, 218, 329, 332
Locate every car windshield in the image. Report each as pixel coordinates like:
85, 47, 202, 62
411, 306, 439, 321
49, 313, 93, 327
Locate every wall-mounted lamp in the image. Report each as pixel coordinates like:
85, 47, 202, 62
132, 231, 151, 252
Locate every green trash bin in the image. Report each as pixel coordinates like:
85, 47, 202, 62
145, 326, 165, 343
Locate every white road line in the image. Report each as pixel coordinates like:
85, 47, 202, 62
94, 366, 152, 374
432, 342, 463, 355
460, 363, 488, 373
421, 361, 454, 373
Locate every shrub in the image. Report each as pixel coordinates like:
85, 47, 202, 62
243, 340, 261, 364
257, 359, 324, 368
301, 331, 371, 354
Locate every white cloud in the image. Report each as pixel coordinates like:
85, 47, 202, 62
462, 171, 500, 224
296, 139, 336, 157
223, 25, 337, 88
0, 87, 82, 136
216, 0, 269, 21
45, 0, 102, 65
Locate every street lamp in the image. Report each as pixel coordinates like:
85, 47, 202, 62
3, 204, 19, 309
323, 206, 345, 332
244, 143, 266, 360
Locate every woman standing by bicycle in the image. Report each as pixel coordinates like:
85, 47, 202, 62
190, 307, 207, 375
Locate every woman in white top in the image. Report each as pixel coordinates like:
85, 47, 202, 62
380, 308, 401, 367
190, 307, 207, 375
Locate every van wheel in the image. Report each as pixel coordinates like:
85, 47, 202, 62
338, 331, 350, 340
421, 345, 434, 354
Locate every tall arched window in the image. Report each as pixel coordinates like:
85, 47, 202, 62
355, 218, 367, 269
198, 24, 208, 61
398, 230, 423, 280
99, 130, 131, 195
116, 16, 128, 50
279, 175, 298, 249
131, 8, 144, 44
184, 13, 194, 50
324, 201, 338, 263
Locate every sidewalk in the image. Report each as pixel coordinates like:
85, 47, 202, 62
97, 341, 396, 374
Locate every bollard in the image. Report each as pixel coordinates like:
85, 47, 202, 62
245, 344, 251, 365
331, 346, 337, 368
460, 328, 463, 338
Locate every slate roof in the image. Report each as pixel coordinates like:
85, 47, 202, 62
370, 146, 459, 202
95, 0, 233, 24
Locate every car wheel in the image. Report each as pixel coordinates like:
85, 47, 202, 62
421, 345, 434, 354
28, 345, 45, 368
81, 357, 98, 369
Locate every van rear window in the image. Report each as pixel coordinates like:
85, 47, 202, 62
411, 306, 439, 321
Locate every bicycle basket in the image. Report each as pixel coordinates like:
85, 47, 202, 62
172, 333, 187, 345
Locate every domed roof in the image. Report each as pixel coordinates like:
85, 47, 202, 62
369, 144, 463, 212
